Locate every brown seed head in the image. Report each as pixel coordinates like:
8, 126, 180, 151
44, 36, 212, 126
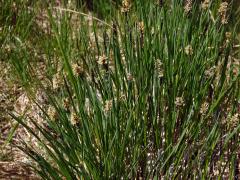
12, 2, 17, 12
71, 112, 79, 126
200, 102, 209, 115
63, 98, 70, 111
225, 32, 231, 39
4, 44, 12, 53
104, 100, 113, 112
184, 0, 192, 14
138, 21, 144, 32
48, 106, 58, 120
72, 63, 85, 77
205, 66, 216, 78
218, 2, 228, 15
218, 2, 228, 24
228, 113, 239, 128
127, 73, 134, 81
52, 72, 63, 90
121, 0, 131, 13
185, 45, 193, 55
97, 55, 108, 65
155, 59, 164, 78
175, 97, 185, 107
201, 0, 210, 10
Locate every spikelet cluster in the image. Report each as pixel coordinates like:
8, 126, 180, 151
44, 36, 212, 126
175, 97, 185, 107
185, 45, 193, 56
155, 59, 164, 78
201, 0, 210, 10
63, 98, 70, 111
104, 100, 113, 112
127, 73, 134, 81
228, 113, 239, 129
204, 66, 216, 78
121, 0, 131, 13
72, 63, 85, 77
138, 21, 144, 33
200, 102, 209, 115
70, 112, 80, 126
52, 72, 63, 90
97, 55, 108, 65
218, 2, 228, 24
47, 106, 58, 121
225, 32, 231, 44
184, 0, 192, 14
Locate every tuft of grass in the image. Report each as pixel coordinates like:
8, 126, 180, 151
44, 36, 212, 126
2, 0, 240, 179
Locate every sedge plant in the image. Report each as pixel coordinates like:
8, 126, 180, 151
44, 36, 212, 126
3, 0, 240, 179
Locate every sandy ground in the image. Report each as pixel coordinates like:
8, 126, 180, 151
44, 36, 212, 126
0, 61, 38, 179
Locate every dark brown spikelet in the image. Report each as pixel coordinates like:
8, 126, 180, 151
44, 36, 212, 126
159, 0, 163, 7
86, 0, 93, 11
112, 21, 118, 37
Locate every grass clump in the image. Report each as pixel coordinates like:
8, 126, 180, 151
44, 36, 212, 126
2, 0, 240, 179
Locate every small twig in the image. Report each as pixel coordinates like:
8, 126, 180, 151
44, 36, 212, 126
51, 7, 114, 29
